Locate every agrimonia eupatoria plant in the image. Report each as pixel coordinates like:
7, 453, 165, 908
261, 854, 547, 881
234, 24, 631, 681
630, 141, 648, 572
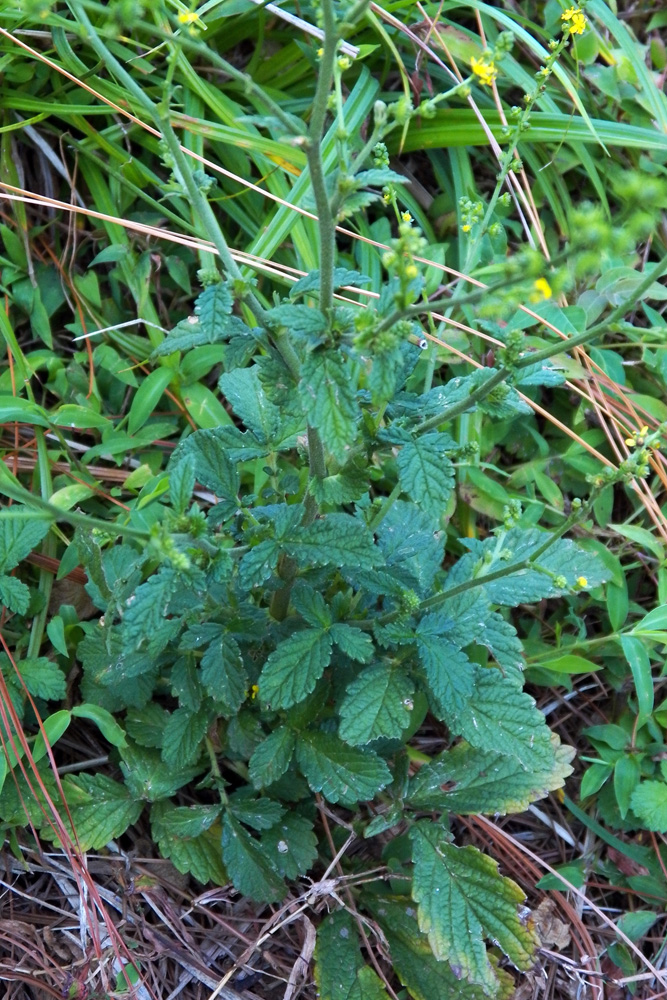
2, 1, 667, 996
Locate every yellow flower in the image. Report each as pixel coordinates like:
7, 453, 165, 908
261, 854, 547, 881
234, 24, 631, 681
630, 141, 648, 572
576, 576, 588, 588
624, 436, 636, 447
529, 277, 552, 302
405, 264, 418, 279
250, 684, 259, 700
317, 47, 324, 58
561, 7, 587, 35
640, 425, 649, 436
461, 223, 471, 233
402, 211, 412, 223
470, 55, 497, 87
178, 10, 202, 24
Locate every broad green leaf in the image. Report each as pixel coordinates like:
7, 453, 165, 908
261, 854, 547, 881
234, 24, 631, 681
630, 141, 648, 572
53, 404, 112, 430
169, 427, 243, 497
410, 825, 539, 993
32, 709, 71, 764
219, 366, 281, 442
296, 731, 391, 805
161, 707, 210, 767
289, 514, 380, 571
365, 896, 515, 1000
631, 604, 667, 634
249, 727, 296, 788
0, 395, 50, 427
454, 669, 556, 769
120, 743, 202, 802
315, 911, 388, 1000
200, 634, 247, 713
329, 624, 374, 663
72, 703, 127, 747
152, 803, 221, 838
261, 812, 318, 879
620, 635, 654, 725
221, 813, 285, 902
238, 539, 281, 589
397, 433, 456, 522
614, 754, 641, 820
291, 267, 372, 296
0, 513, 50, 573
127, 367, 174, 435
0, 574, 30, 615
16, 657, 66, 701
151, 801, 226, 884
267, 303, 327, 336
169, 459, 195, 516
125, 703, 169, 748
630, 781, 667, 832
121, 569, 178, 656
533, 654, 598, 674
61, 773, 143, 851
416, 624, 475, 720
228, 793, 284, 831
408, 736, 575, 815
299, 352, 359, 463
46, 615, 68, 657
259, 630, 333, 709
339, 664, 414, 745
291, 583, 332, 628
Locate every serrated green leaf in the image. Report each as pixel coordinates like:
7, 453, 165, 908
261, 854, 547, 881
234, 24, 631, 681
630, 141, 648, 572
169, 460, 195, 516
228, 792, 284, 831
15, 657, 66, 701
125, 703, 169, 748
151, 801, 226, 884
329, 624, 374, 662
169, 428, 241, 498
267, 303, 327, 335
161, 707, 209, 767
0, 574, 30, 615
408, 735, 575, 814
0, 513, 50, 573
291, 583, 332, 628
120, 743, 203, 802
260, 630, 332, 709
296, 731, 391, 804
397, 433, 455, 522
630, 781, 667, 831
315, 911, 388, 1000
153, 803, 221, 838
339, 664, 414, 745
308, 468, 368, 505
219, 366, 281, 442
454, 669, 556, 769
60, 773, 143, 851
291, 267, 372, 297
238, 539, 281, 589
416, 623, 475, 720
300, 352, 359, 463
121, 569, 178, 656
366, 896, 514, 1000
410, 825, 539, 993
249, 727, 296, 789
221, 813, 285, 902
200, 634, 247, 713
289, 514, 380, 571
262, 812, 318, 879
195, 281, 233, 333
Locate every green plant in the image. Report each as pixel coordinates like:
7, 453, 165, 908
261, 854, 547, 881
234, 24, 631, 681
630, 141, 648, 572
3, 0, 667, 995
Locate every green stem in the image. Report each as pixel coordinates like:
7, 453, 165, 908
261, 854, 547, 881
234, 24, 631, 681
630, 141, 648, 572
369, 482, 402, 531
307, 0, 338, 317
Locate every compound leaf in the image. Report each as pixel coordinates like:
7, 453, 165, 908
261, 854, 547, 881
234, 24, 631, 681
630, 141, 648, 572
262, 812, 318, 879
315, 910, 388, 1000
60, 773, 143, 851
0, 574, 30, 615
0, 513, 50, 573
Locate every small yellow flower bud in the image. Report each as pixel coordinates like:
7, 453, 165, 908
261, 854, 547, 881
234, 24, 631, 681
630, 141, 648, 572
576, 576, 588, 588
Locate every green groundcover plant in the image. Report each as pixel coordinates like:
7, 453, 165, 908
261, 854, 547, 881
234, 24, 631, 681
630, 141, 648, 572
2, 0, 667, 995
